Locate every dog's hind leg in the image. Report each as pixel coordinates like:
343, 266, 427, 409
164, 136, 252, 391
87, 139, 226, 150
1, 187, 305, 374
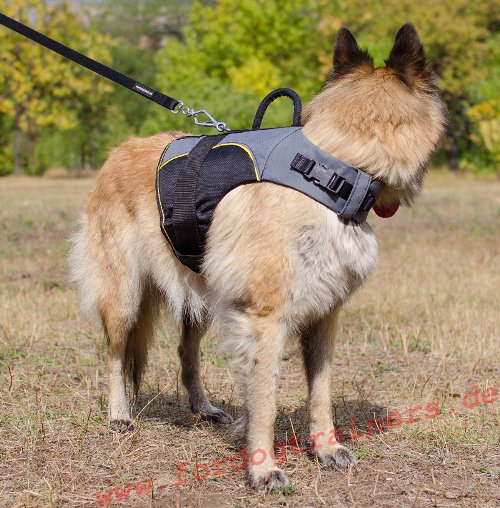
77, 216, 158, 433
103, 308, 133, 433
102, 285, 158, 433
300, 307, 357, 469
178, 318, 233, 423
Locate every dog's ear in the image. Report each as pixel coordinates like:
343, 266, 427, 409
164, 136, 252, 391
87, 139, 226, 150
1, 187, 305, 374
331, 27, 374, 78
385, 23, 433, 89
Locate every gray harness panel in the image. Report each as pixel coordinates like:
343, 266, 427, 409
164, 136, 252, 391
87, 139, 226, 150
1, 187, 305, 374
156, 126, 383, 271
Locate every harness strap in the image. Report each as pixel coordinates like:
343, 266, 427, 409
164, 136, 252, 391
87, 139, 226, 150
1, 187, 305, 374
290, 153, 352, 200
340, 168, 373, 218
289, 151, 381, 218
172, 134, 227, 271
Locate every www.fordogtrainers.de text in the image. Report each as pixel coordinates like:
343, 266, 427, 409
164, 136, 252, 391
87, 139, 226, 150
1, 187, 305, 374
95, 384, 498, 506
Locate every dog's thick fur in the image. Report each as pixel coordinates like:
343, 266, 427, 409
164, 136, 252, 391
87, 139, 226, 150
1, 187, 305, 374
70, 24, 446, 490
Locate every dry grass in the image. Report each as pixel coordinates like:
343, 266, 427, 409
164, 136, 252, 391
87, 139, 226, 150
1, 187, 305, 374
0, 173, 498, 507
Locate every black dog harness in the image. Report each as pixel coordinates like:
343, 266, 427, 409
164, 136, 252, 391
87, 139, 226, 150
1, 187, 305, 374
156, 90, 384, 272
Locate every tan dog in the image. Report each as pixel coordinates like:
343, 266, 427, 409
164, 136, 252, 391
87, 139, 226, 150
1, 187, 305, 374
70, 24, 446, 490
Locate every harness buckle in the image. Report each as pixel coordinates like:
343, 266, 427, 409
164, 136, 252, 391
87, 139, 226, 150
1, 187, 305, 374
291, 153, 316, 175
327, 174, 346, 194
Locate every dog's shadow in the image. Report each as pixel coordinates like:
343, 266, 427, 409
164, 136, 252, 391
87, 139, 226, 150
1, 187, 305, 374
135, 391, 387, 444
133, 391, 239, 430
279, 399, 388, 444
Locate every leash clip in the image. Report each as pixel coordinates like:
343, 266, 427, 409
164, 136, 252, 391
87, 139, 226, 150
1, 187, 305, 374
174, 101, 231, 132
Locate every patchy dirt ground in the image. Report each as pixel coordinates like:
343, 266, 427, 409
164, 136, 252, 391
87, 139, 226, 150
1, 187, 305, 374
0, 174, 498, 507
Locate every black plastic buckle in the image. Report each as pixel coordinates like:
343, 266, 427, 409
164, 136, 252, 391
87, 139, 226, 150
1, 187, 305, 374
291, 153, 315, 176
327, 174, 345, 194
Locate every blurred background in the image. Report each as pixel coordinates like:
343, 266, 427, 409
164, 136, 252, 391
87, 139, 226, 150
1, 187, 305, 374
0, 0, 498, 176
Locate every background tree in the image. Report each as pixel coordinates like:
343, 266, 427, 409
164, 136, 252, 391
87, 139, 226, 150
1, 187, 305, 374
84, 0, 191, 138
0, 0, 114, 173
150, 0, 325, 134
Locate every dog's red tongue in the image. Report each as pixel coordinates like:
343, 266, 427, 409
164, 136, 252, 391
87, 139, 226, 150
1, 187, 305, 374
373, 203, 399, 218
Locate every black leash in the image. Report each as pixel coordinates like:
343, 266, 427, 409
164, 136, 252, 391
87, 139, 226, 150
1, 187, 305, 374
0, 12, 179, 111
0, 12, 230, 131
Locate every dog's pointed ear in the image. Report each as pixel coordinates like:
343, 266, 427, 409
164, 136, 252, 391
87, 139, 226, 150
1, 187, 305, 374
331, 27, 374, 78
385, 23, 432, 88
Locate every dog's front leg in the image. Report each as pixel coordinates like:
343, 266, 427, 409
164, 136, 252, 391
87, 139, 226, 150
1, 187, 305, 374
234, 313, 289, 491
301, 307, 357, 469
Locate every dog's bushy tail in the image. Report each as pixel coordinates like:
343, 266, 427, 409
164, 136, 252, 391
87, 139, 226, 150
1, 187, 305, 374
124, 285, 159, 399
69, 216, 160, 399
68, 218, 101, 322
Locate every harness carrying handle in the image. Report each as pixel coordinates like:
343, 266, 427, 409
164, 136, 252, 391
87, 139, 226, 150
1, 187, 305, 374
252, 88, 302, 130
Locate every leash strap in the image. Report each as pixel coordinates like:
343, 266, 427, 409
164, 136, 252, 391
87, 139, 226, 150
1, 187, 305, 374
0, 12, 179, 111
172, 134, 227, 271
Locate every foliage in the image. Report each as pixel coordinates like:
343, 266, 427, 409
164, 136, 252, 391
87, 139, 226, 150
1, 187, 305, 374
462, 33, 500, 173
0, 0, 498, 175
150, 0, 324, 133
0, 0, 115, 174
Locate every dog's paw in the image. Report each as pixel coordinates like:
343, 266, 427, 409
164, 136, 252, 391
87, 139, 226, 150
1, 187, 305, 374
203, 407, 234, 424
248, 468, 290, 492
109, 419, 134, 433
191, 403, 234, 424
318, 445, 357, 470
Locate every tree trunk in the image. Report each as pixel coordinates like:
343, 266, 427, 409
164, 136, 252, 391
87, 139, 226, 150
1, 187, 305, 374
25, 130, 38, 175
446, 110, 460, 172
448, 134, 459, 172
81, 136, 87, 169
13, 105, 23, 175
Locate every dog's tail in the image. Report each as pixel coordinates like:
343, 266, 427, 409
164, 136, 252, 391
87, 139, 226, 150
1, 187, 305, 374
68, 214, 159, 399
123, 284, 159, 398
68, 217, 101, 323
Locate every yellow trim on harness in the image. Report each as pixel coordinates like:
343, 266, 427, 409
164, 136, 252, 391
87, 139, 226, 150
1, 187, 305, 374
156, 142, 260, 258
